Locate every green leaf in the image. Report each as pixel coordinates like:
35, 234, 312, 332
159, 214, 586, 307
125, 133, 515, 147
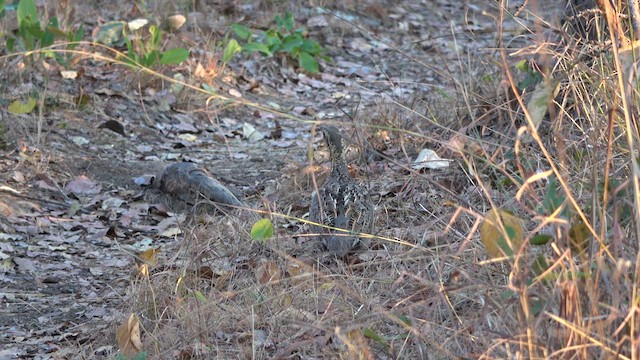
194, 290, 207, 304
201, 83, 216, 92
149, 24, 161, 49
17, 0, 38, 29
398, 315, 411, 325
530, 234, 552, 246
41, 29, 54, 47
242, 42, 272, 56
281, 35, 303, 53
22, 20, 43, 39
142, 50, 161, 67
495, 226, 519, 257
531, 254, 549, 278
132, 352, 148, 360
542, 175, 565, 216
297, 52, 319, 73
515, 59, 529, 73
160, 48, 189, 65
6, 37, 15, 52
41, 19, 59, 48
251, 218, 274, 244
518, 70, 542, 91
363, 328, 388, 347
71, 25, 84, 42
230, 23, 252, 41
301, 39, 322, 54
94, 21, 126, 47
223, 38, 241, 63
276, 11, 294, 32
261, 31, 281, 52
67, 25, 84, 51
8, 98, 37, 114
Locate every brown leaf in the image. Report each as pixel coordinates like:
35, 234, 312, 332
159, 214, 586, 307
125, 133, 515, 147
139, 248, 159, 265
256, 260, 280, 284
64, 176, 102, 197
116, 314, 142, 356
480, 209, 525, 259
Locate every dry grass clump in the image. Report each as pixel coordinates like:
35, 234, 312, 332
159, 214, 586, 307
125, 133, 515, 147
449, 1, 640, 358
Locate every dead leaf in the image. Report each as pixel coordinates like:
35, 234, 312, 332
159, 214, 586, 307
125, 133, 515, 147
60, 70, 78, 79
256, 260, 280, 284
568, 219, 590, 255
242, 123, 264, 142
412, 149, 451, 170
166, 14, 186, 31
480, 209, 525, 259
139, 248, 159, 267
127, 18, 148, 31
64, 176, 102, 197
116, 314, 142, 356
524, 78, 560, 139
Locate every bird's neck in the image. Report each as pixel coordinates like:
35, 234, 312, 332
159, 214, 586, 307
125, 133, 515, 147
330, 153, 350, 176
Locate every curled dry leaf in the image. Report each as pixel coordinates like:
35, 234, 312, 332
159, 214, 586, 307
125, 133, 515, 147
166, 14, 186, 31
116, 314, 142, 356
412, 149, 450, 170
127, 18, 149, 31
60, 70, 78, 79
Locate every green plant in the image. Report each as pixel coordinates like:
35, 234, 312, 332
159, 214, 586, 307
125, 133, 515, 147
123, 21, 188, 67
3, 0, 83, 62
229, 11, 328, 74
95, 19, 189, 68
515, 59, 543, 92
250, 218, 274, 245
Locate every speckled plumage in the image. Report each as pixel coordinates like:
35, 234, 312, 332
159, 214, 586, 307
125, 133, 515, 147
309, 125, 375, 256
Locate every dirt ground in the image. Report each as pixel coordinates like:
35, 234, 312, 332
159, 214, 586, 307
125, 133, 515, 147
0, 1, 567, 359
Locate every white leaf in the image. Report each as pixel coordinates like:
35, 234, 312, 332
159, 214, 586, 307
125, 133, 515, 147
242, 123, 264, 142
128, 18, 149, 31
412, 149, 450, 170
60, 70, 77, 79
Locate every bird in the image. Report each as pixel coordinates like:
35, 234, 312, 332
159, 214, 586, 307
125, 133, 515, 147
309, 125, 375, 256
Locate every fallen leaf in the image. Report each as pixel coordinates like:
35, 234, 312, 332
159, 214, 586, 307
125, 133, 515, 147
116, 314, 142, 356
412, 149, 450, 170
60, 70, 78, 79
480, 209, 525, 259
139, 248, 159, 267
128, 18, 149, 31
524, 78, 560, 139
64, 176, 102, 197
256, 260, 280, 284
166, 14, 186, 31
8, 98, 37, 114
242, 123, 264, 142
